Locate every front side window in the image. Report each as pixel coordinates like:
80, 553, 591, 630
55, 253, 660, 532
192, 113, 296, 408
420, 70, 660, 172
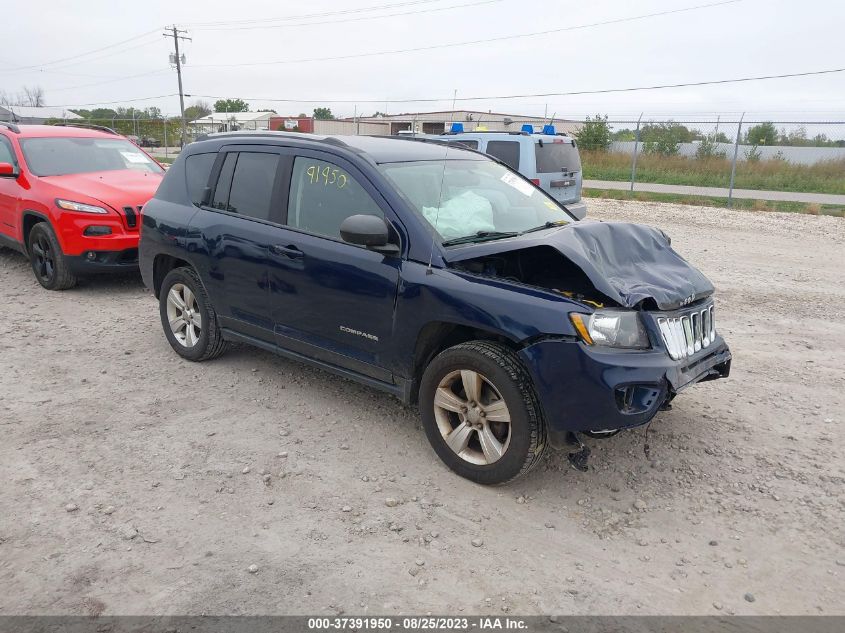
380, 159, 572, 243
0, 136, 17, 166
287, 157, 382, 239
19, 137, 163, 176
485, 140, 520, 170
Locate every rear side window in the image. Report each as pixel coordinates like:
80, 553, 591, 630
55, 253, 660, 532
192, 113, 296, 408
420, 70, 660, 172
185, 153, 215, 207
227, 152, 280, 221
211, 154, 237, 211
535, 140, 582, 173
485, 141, 520, 171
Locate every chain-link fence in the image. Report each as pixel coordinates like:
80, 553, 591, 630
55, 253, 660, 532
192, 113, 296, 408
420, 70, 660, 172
575, 118, 845, 205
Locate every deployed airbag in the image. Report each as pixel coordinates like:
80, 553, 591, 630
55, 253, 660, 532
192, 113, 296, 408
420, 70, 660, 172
422, 191, 495, 239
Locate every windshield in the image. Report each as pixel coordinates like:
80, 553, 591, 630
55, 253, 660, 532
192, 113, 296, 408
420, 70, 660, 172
19, 137, 164, 177
380, 159, 573, 243
534, 140, 581, 173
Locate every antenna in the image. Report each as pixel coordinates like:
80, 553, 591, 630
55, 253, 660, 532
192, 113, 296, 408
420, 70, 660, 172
426, 89, 457, 274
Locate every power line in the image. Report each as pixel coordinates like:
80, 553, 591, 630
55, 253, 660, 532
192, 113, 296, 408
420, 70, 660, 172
191, 0, 501, 31
1, 29, 162, 73
191, 0, 742, 68
182, 0, 447, 27
186, 67, 845, 105
49, 94, 178, 107
45, 70, 171, 93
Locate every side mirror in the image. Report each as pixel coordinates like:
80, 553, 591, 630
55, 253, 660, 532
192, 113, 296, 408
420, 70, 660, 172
340, 214, 398, 254
0, 162, 17, 178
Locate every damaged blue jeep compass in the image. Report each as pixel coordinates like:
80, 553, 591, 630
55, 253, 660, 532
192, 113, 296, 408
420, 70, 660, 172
139, 132, 731, 484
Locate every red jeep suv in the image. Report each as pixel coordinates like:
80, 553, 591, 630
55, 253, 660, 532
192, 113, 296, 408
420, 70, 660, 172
0, 122, 164, 289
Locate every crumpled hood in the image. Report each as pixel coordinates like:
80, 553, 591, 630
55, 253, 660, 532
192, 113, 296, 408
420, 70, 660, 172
444, 221, 714, 310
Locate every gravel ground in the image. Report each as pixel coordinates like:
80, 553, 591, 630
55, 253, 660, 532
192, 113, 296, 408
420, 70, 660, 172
0, 199, 842, 616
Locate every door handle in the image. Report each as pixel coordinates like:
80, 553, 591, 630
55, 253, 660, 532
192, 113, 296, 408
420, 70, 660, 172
269, 244, 304, 259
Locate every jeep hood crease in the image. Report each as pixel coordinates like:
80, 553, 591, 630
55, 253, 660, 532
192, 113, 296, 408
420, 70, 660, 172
443, 221, 715, 310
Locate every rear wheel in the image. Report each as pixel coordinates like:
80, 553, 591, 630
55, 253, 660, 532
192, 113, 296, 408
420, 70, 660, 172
28, 223, 77, 290
159, 267, 228, 361
419, 341, 546, 485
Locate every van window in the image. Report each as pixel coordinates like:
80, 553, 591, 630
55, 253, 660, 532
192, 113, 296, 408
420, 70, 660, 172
535, 140, 582, 173
450, 139, 478, 150
485, 140, 520, 170
185, 153, 215, 207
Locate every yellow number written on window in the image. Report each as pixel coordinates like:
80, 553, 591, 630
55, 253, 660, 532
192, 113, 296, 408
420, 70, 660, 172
305, 164, 348, 188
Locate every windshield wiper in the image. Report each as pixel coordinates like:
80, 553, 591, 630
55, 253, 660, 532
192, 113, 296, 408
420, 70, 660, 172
441, 231, 519, 247
520, 220, 569, 235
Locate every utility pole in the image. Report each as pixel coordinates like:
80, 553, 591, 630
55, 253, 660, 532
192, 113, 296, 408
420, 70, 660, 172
164, 26, 191, 147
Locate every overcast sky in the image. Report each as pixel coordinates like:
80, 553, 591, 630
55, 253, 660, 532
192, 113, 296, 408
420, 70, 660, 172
3, 0, 844, 121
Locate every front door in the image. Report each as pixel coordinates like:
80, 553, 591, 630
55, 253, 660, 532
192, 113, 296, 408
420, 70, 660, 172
266, 150, 403, 382
0, 135, 21, 241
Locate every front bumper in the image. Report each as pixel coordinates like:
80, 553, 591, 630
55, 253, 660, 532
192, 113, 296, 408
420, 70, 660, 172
518, 335, 731, 437
66, 248, 139, 274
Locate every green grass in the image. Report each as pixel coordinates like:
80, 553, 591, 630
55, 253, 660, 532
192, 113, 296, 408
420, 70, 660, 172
154, 156, 175, 164
583, 188, 845, 217
581, 150, 845, 195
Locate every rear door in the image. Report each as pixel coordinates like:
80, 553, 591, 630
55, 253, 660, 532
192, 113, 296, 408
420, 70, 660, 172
264, 149, 403, 382
191, 145, 287, 341
533, 138, 582, 204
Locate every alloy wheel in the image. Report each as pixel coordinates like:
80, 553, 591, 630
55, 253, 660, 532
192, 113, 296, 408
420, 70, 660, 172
31, 235, 55, 283
433, 369, 512, 465
166, 283, 202, 347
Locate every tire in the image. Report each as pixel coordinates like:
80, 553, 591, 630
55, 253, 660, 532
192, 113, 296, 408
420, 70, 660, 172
159, 267, 228, 362
28, 223, 77, 290
419, 341, 546, 485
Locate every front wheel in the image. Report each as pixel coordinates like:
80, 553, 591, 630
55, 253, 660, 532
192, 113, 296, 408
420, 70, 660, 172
159, 267, 228, 361
419, 341, 546, 485
28, 223, 77, 290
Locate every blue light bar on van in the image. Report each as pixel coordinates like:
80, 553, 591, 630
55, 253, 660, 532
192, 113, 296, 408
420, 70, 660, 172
542, 124, 556, 135
450, 123, 464, 133
521, 124, 534, 134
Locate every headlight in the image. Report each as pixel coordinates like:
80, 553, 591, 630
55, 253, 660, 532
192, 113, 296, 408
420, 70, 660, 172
56, 199, 108, 214
570, 310, 649, 349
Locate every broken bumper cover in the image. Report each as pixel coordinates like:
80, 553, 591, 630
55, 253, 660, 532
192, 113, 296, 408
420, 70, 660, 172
518, 336, 731, 438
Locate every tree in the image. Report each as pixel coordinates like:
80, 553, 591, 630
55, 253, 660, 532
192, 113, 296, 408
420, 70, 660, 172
21, 85, 46, 107
744, 122, 777, 146
213, 98, 249, 113
695, 137, 726, 160
184, 100, 211, 121
641, 121, 688, 156
313, 107, 335, 120
574, 114, 611, 151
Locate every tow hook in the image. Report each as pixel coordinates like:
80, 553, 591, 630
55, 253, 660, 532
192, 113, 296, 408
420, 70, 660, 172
566, 432, 591, 472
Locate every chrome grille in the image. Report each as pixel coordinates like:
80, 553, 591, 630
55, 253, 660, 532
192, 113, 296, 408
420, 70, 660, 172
657, 305, 716, 361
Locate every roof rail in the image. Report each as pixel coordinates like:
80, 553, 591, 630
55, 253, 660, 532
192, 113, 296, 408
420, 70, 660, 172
0, 121, 20, 134
50, 122, 119, 135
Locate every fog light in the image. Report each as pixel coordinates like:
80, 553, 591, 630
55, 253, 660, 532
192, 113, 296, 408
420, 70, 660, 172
83, 225, 112, 236
86, 251, 97, 261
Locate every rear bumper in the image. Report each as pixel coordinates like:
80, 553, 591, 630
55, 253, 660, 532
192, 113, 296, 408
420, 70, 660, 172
562, 200, 587, 220
517, 336, 731, 437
